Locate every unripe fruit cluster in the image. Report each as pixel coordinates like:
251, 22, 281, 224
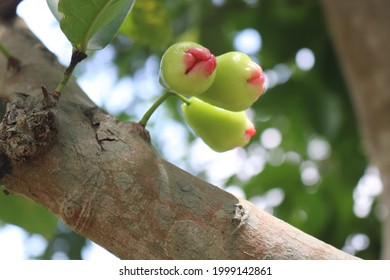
158, 41, 266, 152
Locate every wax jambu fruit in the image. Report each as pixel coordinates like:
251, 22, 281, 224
182, 97, 256, 152
159, 41, 217, 96
198, 51, 265, 111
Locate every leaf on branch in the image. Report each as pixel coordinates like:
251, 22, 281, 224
46, 0, 136, 51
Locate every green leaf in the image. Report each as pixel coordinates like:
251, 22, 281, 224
0, 191, 57, 238
119, 0, 172, 47
48, 0, 136, 51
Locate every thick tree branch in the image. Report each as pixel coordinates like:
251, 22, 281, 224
0, 18, 356, 259
322, 0, 390, 259
0, 0, 23, 20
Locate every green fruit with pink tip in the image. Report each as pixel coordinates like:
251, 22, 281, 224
198, 51, 265, 112
159, 41, 217, 96
182, 97, 256, 152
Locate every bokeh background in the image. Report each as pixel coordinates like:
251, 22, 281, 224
0, 0, 384, 259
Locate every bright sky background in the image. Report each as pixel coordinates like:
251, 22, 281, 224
0, 0, 383, 260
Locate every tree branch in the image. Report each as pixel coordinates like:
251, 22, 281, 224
0, 17, 357, 259
322, 0, 390, 259
0, 0, 23, 20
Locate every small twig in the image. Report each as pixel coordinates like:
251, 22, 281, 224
0, 41, 11, 58
0, 42, 21, 73
54, 49, 87, 96
41, 86, 58, 108
41, 49, 87, 107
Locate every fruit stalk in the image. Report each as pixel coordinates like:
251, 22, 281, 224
139, 91, 191, 127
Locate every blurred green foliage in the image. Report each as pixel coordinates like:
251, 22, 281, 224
119, 0, 172, 47
0, 191, 57, 238
0, 0, 381, 259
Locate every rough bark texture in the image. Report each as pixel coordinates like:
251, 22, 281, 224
322, 0, 390, 259
0, 17, 357, 259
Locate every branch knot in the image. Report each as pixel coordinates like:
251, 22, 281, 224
0, 93, 58, 161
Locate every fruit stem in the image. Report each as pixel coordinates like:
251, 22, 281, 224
171, 92, 191, 105
139, 90, 173, 126
139, 91, 191, 127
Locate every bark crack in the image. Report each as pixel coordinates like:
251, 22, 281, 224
83, 107, 120, 151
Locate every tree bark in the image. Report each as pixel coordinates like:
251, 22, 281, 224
0, 17, 357, 259
322, 0, 390, 259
